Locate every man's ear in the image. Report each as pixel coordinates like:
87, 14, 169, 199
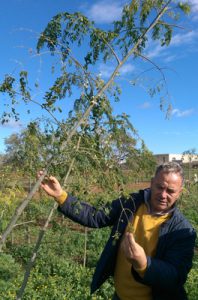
150, 177, 154, 187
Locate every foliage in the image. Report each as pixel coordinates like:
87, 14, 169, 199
0, 2, 191, 199
3, 118, 156, 197
0, 253, 22, 300
0, 198, 114, 299
0, 181, 197, 299
0, 1, 191, 225
0, 1, 191, 122
0, 253, 21, 281
179, 184, 198, 299
0, 189, 17, 231
0, 1, 192, 147
185, 257, 198, 300
0, 1, 195, 298
179, 184, 198, 233
3, 122, 55, 175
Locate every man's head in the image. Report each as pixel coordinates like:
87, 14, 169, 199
150, 162, 184, 213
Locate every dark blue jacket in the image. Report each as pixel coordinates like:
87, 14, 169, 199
58, 189, 196, 300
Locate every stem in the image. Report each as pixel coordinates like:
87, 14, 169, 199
83, 227, 88, 268
16, 202, 57, 300
16, 135, 81, 298
63, 135, 81, 186
0, 169, 48, 251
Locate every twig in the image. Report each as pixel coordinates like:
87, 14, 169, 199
13, 221, 35, 228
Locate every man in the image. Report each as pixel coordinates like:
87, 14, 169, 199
38, 162, 196, 300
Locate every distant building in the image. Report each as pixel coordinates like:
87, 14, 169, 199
154, 153, 198, 167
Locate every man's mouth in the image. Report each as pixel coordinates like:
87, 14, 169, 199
157, 199, 167, 206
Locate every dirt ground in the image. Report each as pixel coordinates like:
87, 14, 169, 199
126, 181, 150, 191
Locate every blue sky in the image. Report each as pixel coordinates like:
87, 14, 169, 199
0, 0, 198, 155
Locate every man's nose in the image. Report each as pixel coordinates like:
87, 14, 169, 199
160, 189, 167, 198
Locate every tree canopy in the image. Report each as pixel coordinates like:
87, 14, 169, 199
0, 0, 192, 246
0, 1, 191, 182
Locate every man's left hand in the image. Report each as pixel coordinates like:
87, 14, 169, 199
121, 232, 147, 270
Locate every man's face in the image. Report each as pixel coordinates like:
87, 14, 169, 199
150, 171, 183, 213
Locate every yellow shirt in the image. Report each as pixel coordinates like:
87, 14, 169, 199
114, 203, 170, 300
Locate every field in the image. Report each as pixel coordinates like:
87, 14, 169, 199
0, 180, 197, 299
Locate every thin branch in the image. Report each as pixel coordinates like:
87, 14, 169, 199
93, 29, 121, 65
63, 135, 82, 186
134, 51, 167, 82
13, 221, 34, 228
0, 169, 48, 251
29, 98, 62, 126
16, 201, 58, 300
16, 135, 82, 299
157, 21, 190, 30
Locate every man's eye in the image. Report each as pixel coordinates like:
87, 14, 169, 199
157, 186, 163, 190
167, 190, 174, 194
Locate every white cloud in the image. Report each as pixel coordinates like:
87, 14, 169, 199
138, 101, 151, 109
163, 130, 182, 136
120, 64, 135, 74
146, 29, 198, 60
163, 129, 198, 137
146, 43, 164, 59
99, 64, 114, 78
163, 54, 177, 63
189, 0, 198, 13
171, 108, 194, 117
99, 62, 134, 78
84, 0, 198, 24
0, 119, 23, 129
85, 0, 124, 24
170, 30, 198, 46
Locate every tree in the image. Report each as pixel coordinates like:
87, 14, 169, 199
4, 122, 56, 174
182, 148, 198, 182
0, 0, 191, 190
0, 0, 191, 246
0, 1, 192, 296
0, 1, 191, 123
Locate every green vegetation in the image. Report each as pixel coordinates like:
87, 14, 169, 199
179, 184, 198, 299
0, 1, 197, 298
0, 171, 197, 299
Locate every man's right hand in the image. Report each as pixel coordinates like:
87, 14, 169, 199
37, 170, 63, 199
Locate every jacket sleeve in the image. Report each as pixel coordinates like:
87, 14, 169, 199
132, 227, 197, 291
57, 194, 123, 228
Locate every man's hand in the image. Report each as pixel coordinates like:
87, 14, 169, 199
121, 232, 147, 270
37, 171, 63, 198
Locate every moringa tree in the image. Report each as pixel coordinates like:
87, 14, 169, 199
0, 0, 192, 296
0, 1, 191, 125
0, 0, 191, 196
0, 0, 191, 251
